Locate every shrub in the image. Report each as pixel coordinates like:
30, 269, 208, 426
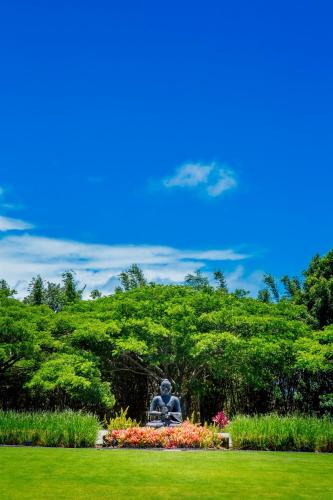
107, 407, 140, 431
0, 410, 99, 447
104, 421, 223, 448
229, 414, 333, 452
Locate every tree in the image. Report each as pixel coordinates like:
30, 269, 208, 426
44, 282, 65, 312
119, 265, 147, 291
0, 317, 36, 376
22, 272, 85, 311
0, 279, 16, 298
214, 271, 228, 292
0, 297, 56, 409
263, 273, 280, 302
90, 289, 102, 299
302, 250, 333, 327
281, 275, 302, 299
184, 270, 210, 290
26, 353, 115, 411
1, 261, 332, 418
62, 271, 85, 303
25, 275, 45, 305
233, 288, 250, 298
257, 288, 271, 303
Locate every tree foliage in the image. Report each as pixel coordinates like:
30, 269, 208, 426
257, 249, 333, 328
23, 271, 84, 312
213, 271, 228, 292
0, 280, 16, 298
119, 264, 147, 291
1, 253, 333, 420
185, 270, 210, 290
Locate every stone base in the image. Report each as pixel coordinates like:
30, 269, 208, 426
96, 430, 108, 446
218, 432, 232, 449
146, 421, 182, 429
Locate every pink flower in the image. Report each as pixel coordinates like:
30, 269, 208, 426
212, 411, 229, 429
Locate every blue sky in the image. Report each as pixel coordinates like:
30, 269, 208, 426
0, 1, 333, 295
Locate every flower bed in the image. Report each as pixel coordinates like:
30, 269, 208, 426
104, 421, 224, 449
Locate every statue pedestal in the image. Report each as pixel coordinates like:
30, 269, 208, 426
146, 411, 182, 428
146, 421, 164, 429
146, 420, 182, 429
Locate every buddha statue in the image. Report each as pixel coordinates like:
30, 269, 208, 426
146, 379, 182, 428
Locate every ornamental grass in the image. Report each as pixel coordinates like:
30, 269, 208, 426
104, 421, 222, 449
228, 414, 333, 452
0, 410, 99, 447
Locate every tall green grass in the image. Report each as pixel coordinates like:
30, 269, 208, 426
0, 411, 100, 447
228, 414, 333, 452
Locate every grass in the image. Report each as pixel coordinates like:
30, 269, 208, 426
0, 448, 332, 499
0, 411, 99, 447
228, 414, 333, 452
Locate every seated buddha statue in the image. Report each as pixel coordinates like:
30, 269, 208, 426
146, 379, 182, 428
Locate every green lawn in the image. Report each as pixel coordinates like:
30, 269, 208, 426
0, 448, 332, 499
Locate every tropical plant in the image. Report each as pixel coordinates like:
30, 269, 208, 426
212, 411, 229, 429
107, 407, 140, 431
105, 421, 222, 448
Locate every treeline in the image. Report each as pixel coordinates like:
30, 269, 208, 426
0, 252, 332, 421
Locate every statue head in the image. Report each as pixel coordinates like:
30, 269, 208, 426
160, 379, 172, 395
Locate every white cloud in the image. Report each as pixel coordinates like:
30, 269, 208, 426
163, 162, 237, 197
182, 249, 247, 261
164, 163, 213, 188
207, 169, 238, 197
0, 234, 249, 297
0, 215, 33, 232
225, 265, 263, 295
